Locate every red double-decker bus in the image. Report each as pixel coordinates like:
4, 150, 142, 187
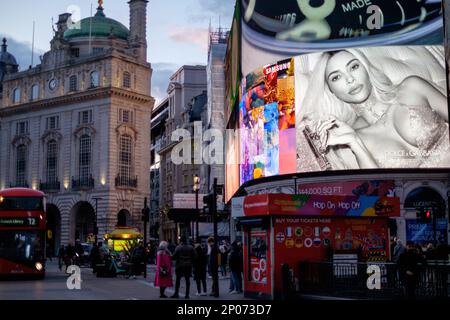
0, 188, 46, 278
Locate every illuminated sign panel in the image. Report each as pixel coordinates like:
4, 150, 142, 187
0, 217, 39, 227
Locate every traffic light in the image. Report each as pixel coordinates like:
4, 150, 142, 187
203, 193, 216, 215
141, 207, 150, 222
416, 207, 432, 224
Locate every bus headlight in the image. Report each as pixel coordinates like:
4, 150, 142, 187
35, 262, 43, 271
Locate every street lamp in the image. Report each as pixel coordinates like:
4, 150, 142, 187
193, 174, 200, 241
92, 197, 103, 245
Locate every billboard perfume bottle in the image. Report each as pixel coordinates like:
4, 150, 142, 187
303, 125, 332, 171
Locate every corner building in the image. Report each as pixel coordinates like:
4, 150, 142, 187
0, 1, 154, 251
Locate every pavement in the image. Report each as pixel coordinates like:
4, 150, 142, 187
0, 260, 249, 300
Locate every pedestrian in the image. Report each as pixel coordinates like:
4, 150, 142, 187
193, 241, 208, 296
392, 239, 406, 263
129, 241, 145, 279
65, 243, 75, 272
425, 243, 435, 260
389, 236, 396, 261
397, 241, 426, 300
171, 235, 197, 299
57, 245, 65, 271
207, 236, 220, 297
435, 241, 450, 260
219, 242, 229, 277
89, 243, 100, 274
167, 239, 176, 255
228, 241, 243, 294
155, 241, 173, 298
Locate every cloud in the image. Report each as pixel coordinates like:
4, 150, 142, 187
195, 0, 235, 21
151, 62, 178, 106
0, 35, 45, 71
166, 26, 209, 50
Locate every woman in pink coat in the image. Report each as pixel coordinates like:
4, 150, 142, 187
154, 241, 173, 298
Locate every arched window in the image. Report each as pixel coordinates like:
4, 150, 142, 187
119, 135, 132, 183
46, 140, 58, 183
79, 135, 91, 182
13, 88, 21, 104
31, 84, 39, 101
123, 72, 131, 88
69, 75, 78, 92
90, 71, 99, 88
16, 144, 27, 186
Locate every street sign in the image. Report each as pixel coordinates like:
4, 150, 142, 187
173, 193, 206, 209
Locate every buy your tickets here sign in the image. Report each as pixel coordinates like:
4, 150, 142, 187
232, 194, 400, 217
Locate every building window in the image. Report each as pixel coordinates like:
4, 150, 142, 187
71, 48, 80, 58
69, 75, 78, 92
16, 121, 29, 135
13, 88, 21, 104
119, 109, 133, 124
119, 135, 132, 181
123, 72, 131, 88
78, 110, 92, 125
79, 135, 91, 181
31, 84, 39, 101
16, 145, 27, 186
90, 71, 100, 88
46, 116, 59, 130
93, 47, 103, 55
46, 140, 58, 183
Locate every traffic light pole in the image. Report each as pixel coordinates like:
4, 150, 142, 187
212, 178, 219, 297
143, 197, 148, 279
195, 189, 199, 242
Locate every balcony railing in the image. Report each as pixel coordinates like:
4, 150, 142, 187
115, 175, 138, 188
39, 180, 60, 192
72, 176, 95, 190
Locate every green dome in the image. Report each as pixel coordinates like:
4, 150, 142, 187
64, 7, 129, 41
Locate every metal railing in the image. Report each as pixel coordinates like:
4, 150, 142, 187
297, 261, 450, 300
39, 180, 60, 192
115, 175, 138, 188
72, 176, 95, 190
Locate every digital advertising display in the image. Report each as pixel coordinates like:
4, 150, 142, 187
295, 45, 449, 172
240, 0, 444, 75
226, 0, 448, 200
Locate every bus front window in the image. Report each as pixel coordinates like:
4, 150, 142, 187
0, 231, 43, 262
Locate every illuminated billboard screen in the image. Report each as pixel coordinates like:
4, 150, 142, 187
295, 45, 449, 172
240, 58, 297, 184
240, 0, 444, 76
237, 45, 449, 186
225, 0, 447, 199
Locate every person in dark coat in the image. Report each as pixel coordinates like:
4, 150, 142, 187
193, 241, 208, 296
89, 243, 100, 274
57, 245, 65, 271
228, 241, 244, 294
171, 235, 197, 299
207, 237, 220, 297
397, 241, 426, 300
129, 242, 145, 279
167, 239, 176, 255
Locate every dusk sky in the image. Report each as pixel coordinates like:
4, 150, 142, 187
0, 0, 234, 103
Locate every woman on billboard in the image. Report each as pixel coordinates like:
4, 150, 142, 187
298, 47, 450, 169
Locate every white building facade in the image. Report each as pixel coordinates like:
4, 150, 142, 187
0, 0, 154, 251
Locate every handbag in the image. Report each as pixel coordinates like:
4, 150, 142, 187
159, 266, 169, 276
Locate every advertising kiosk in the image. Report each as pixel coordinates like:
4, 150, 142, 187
232, 193, 400, 299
